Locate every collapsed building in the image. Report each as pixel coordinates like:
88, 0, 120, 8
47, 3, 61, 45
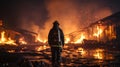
0, 20, 37, 45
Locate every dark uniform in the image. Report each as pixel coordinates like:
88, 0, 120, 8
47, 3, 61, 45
48, 21, 64, 66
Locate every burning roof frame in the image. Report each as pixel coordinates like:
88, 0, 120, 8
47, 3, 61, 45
85, 11, 120, 43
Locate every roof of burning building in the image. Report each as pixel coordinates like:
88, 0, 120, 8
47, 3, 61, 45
89, 11, 120, 27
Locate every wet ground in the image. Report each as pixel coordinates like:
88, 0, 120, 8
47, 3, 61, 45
0, 44, 120, 67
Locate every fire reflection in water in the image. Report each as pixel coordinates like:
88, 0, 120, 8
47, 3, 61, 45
62, 45, 114, 60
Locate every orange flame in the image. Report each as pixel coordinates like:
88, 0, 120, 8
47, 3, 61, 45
19, 37, 27, 45
74, 33, 85, 44
93, 26, 103, 37
35, 45, 48, 51
64, 33, 86, 44
65, 37, 70, 44
35, 34, 47, 43
93, 49, 104, 59
0, 31, 16, 45
34, 24, 105, 44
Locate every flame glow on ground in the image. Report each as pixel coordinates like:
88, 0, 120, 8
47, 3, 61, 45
35, 45, 48, 51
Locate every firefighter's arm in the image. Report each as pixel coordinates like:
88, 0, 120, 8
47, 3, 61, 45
48, 29, 53, 45
60, 29, 64, 46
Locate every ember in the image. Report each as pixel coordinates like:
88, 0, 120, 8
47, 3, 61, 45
35, 45, 49, 51
19, 37, 27, 45
77, 47, 86, 56
93, 49, 104, 59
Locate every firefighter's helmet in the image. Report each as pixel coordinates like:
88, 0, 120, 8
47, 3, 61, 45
53, 21, 59, 25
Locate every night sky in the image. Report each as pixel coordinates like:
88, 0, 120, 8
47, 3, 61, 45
0, 0, 120, 38
0, 0, 48, 28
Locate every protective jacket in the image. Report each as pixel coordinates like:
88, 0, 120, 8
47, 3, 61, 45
48, 24, 64, 47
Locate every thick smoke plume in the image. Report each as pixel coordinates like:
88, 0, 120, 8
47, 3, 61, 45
41, 0, 81, 40
39, 0, 112, 40
1, 0, 115, 41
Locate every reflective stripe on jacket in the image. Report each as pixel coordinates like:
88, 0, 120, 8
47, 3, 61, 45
51, 45, 63, 47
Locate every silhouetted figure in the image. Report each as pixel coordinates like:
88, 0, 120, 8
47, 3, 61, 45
48, 21, 64, 67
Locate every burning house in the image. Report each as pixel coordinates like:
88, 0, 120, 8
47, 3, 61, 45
81, 12, 120, 44
57, 12, 120, 45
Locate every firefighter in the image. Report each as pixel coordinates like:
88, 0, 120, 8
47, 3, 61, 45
48, 21, 64, 67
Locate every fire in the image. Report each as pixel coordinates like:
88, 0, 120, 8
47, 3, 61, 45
35, 34, 47, 43
65, 37, 70, 44
7, 50, 15, 53
35, 45, 48, 51
77, 48, 86, 56
93, 26, 103, 37
19, 37, 27, 45
33, 24, 105, 44
93, 49, 104, 59
36, 46, 42, 51
1, 31, 6, 42
64, 33, 86, 44
0, 31, 16, 45
74, 33, 85, 44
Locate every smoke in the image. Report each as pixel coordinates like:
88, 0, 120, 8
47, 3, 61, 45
15, 0, 49, 40
19, 0, 112, 37
74, 0, 112, 26
1, 0, 119, 41
43, 0, 81, 35
39, 0, 112, 40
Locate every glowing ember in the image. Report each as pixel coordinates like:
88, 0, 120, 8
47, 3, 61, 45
93, 49, 104, 59
19, 37, 27, 45
0, 31, 16, 45
36, 46, 42, 51
43, 40, 47, 43
93, 26, 103, 37
75, 34, 85, 44
63, 45, 69, 49
77, 48, 86, 56
35, 45, 48, 51
43, 45, 47, 49
7, 50, 15, 53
